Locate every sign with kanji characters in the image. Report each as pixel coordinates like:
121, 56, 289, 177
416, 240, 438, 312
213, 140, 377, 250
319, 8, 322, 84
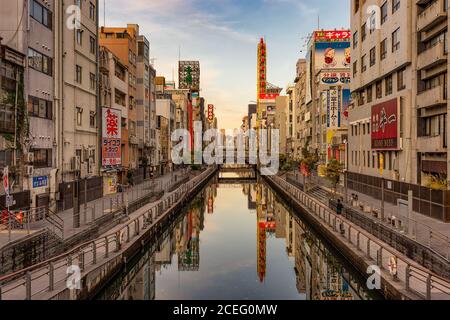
207, 104, 215, 122
314, 30, 351, 42
102, 107, 122, 167
371, 98, 399, 150
320, 71, 351, 85
327, 89, 341, 129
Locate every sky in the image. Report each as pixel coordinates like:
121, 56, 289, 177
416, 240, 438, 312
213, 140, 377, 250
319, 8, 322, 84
100, 0, 350, 129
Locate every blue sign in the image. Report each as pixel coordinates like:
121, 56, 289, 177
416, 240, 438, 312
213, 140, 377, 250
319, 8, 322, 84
33, 176, 48, 188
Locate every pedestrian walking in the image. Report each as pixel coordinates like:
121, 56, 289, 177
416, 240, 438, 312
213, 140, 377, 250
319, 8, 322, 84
336, 199, 345, 235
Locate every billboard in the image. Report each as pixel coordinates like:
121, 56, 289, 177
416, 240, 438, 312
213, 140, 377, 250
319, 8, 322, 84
179, 61, 200, 91
342, 89, 351, 120
102, 107, 122, 167
314, 30, 351, 42
326, 89, 341, 129
207, 104, 214, 122
371, 98, 399, 150
315, 42, 351, 71
320, 71, 351, 86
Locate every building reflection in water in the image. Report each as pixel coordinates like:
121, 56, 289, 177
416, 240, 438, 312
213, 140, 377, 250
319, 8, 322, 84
101, 180, 380, 301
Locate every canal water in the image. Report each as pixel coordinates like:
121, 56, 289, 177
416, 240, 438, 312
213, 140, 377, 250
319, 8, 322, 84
96, 175, 384, 300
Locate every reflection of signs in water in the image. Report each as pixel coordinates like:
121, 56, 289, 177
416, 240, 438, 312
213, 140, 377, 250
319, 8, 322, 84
379, 108, 397, 133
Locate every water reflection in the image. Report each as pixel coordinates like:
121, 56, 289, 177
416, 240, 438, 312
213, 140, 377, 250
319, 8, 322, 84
96, 179, 383, 300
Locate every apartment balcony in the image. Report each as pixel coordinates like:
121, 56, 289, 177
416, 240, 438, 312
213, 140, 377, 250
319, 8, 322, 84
417, 134, 446, 153
417, 0, 448, 32
417, 85, 447, 110
417, 41, 447, 71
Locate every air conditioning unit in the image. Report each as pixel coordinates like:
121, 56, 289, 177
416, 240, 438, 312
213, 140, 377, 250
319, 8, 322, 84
27, 153, 34, 163
25, 165, 34, 176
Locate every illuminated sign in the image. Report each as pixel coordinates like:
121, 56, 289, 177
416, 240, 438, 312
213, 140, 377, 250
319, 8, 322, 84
102, 107, 122, 167
320, 71, 351, 85
207, 104, 215, 122
326, 89, 341, 129
371, 98, 399, 150
314, 30, 351, 42
179, 61, 200, 91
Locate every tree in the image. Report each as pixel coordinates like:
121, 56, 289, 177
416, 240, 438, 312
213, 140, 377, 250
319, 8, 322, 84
300, 141, 319, 191
325, 159, 344, 196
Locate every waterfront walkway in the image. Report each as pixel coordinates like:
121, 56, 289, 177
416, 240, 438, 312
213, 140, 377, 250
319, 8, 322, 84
0, 169, 192, 250
285, 171, 450, 261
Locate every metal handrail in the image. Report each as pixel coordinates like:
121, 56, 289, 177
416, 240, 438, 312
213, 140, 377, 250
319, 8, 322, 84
0, 167, 215, 300
269, 175, 450, 300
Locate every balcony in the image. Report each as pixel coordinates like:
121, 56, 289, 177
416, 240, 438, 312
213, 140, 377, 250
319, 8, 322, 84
417, 0, 447, 32
417, 135, 446, 153
417, 41, 447, 71
417, 85, 447, 109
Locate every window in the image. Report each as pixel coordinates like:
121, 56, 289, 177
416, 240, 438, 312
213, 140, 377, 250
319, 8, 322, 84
76, 65, 82, 83
361, 54, 367, 73
361, 23, 367, 42
367, 85, 373, 103
28, 48, 52, 76
33, 149, 52, 168
380, 38, 387, 60
30, 0, 52, 29
353, 31, 358, 49
370, 46, 376, 66
397, 68, 406, 90
28, 96, 52, 120
89, 2, 96, 20
369, 10, 376, 33
90, 111, 96, 128
392, 0, 400, 13
392, 28, 400, 52
76, 30, 83, 45
76, 107, 83, 126
90, 36, 96, 54
381, 2, 388, 24
386, 75, 393, 95
376, 81, 383, 99
354, 0, 360, 13
90, 73, 96, 90
353, 61, 358, 77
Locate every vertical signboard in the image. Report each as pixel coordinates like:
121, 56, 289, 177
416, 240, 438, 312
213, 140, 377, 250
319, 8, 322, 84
207, 104, 215, 122
326, 89, 340, 129
371, 98, 399, 150
179, 61, 200, 91
102, 107, 122, 167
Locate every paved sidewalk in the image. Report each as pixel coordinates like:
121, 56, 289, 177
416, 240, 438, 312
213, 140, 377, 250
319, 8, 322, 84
286, 170, 450, 260
0, 168, 193, 249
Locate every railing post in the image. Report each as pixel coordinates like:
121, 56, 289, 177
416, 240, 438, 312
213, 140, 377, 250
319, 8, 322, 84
105, 237, 109, 258
405, 264, 410, 290
357, 232, 360, 250
426, 274, 432, 300
0, 285, 2, 300
79, 251, 85, 272
126, 225, 130, 243
367, 239, 371, 258
348, 226, 352, 242
116, 231, 121, 252
26, 272, 32, 300
92, 242, 97, 265
49, 262, 54, 291
377, 248, 382, 267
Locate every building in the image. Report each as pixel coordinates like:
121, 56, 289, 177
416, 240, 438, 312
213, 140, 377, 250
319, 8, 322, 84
100, 24, 139, 182
275, 96, 288, 156
349, 0, 450, 222
156, 98, 176, 174
305, 29, 351, 166
0, 0, 59, 211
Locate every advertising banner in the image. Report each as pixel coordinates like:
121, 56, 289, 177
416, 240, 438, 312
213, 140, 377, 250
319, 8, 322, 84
314, 30, 351, 42
315, 42, 351, 71
207, 104, 215, 122
371, 98, 399, 150
320, 71, 351, 85
326, 89, 341, 129
179, 61, 200, 91
342, 89, 351, 120
102, 107, 122, 167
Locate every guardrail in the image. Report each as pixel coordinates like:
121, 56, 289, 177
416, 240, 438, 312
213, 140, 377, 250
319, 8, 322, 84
267, 175, 450, 300
0, 167, 215, 300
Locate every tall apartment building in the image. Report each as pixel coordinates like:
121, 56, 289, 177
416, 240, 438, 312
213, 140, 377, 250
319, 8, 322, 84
54, 0, 101, 212
136, 35, 151, 170
350, 0, 450, 222
293, 59, 308, 160
286, 84, 296, 158
0, 0, 58, 210
100, 24, 139, 177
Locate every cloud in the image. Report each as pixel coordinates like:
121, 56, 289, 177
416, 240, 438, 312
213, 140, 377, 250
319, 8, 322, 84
262, 0, 319, 15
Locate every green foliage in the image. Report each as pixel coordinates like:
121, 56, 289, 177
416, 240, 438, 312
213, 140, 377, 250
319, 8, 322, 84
300, 141, 319, 173
325, 159, 344, 189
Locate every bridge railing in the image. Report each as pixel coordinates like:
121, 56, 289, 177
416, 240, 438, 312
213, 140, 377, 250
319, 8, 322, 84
0, 167, 216, 300
267, 175, 450, 300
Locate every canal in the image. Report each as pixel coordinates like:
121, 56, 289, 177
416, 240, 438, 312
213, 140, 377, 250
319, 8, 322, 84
95, 174, 384, 300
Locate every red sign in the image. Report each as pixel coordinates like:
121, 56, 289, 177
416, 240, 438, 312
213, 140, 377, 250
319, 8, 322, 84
371, 98, 399, 150
259, 93, 279, 100
207, 104, 214, 122
315, 30, 351, 42
102, 107, 122, 167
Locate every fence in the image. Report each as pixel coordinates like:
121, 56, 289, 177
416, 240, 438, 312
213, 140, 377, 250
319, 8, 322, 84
266, 175, 450, 300
0, 167, 215, 300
